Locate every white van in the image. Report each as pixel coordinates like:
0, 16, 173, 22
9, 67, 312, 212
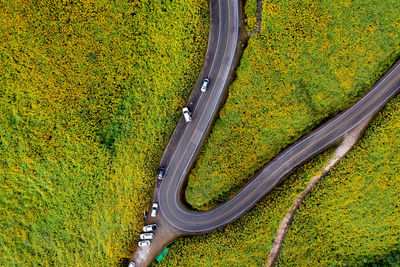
182, 107, 192, 122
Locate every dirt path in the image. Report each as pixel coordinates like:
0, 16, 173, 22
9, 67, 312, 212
266, 115, 373, 267
247, 0, 263, 37
129, 216, 181, 266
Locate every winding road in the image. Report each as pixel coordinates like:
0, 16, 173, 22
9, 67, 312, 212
157, 0, 400, 233
157, 0, 242, 233
130, 0, 400, 265
159, 59, 400, 233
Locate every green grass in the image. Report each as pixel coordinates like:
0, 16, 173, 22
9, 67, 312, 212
2, 0, 400, 265
186, 0, 400, 210
244, 0, 259, 32
160, 147, 336, 266
159, 0, 400, 265
0, 0, 208, 265
160, 95, 400, 267
277, 96, 400, 266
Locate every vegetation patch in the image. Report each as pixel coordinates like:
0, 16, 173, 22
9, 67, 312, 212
0, 0, 208, 265
160, 147, 336, 266
2, 0, 400, 265
277, 96, 400, 266
161, 95, 400, 266
160, 0, 400, 265
186, 0, 400, 210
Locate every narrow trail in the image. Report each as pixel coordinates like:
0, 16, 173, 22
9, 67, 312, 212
266, 115, 373, 267
247, 0, 263, 37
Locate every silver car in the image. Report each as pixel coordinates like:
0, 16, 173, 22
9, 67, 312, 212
138, 240, 150, 247
140, 232, 154, 240
182, 107, 192, 123
151, 203, 158, 217
201, 78, 209, 92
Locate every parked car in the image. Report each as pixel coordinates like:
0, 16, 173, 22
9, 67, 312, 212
155, 247, 169, 263
128, 262, 136, 267
143, 224, 157, 232
138, 240, 151, 247
182, 107, 192, 122
158, 167, 165, 180
201, 78, 209, 92
151, 203, 158, 217
140, 232, 154, 240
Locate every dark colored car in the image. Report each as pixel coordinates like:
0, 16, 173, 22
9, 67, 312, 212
158, 168, 165, 180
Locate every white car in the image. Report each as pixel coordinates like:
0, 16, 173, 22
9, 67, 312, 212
128, 262, 136, 267
138, 240, 150, 247
143, 224, 157, 232
182, 107, 192, 122
201, 78, 209, 92
140, 232, 154, 240
151, 203, 158, 217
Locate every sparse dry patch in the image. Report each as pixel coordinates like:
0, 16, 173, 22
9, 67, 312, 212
130, 216, 181, 267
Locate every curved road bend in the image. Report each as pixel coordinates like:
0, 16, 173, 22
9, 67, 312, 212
153, 1, 400, 233
156, 0, 243, 232
133, 1, 400, 265
132, 0, 400, 264
130, 2, 241, 265
160, 58, 400, 233
158, 47, 400, 238
157, 0, 400, 234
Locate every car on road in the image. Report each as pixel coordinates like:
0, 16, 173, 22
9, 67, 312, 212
128, 262, 136, 267
151, 203, 158, 217
158, 167, 165, 180
138, 240, 151, 247
143, 224, 157, 232
140, 232, 154, 240
201, 78, 209, 92
182, 107, 192, 122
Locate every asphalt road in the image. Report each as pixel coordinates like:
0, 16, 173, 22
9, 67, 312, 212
155, 1, 400, 234
156, 0, 242, 233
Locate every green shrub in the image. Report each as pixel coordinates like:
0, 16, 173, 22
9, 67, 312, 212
0, 0, 208, 265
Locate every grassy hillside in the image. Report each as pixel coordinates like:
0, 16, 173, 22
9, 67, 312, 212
160, 147, 335, 266
2, 0, 399, 266
0, 0, 208, 265
160, 95, 400, 266
159, 0, 400, 265
277, 96, 400, 266
186, 0, 400, 210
